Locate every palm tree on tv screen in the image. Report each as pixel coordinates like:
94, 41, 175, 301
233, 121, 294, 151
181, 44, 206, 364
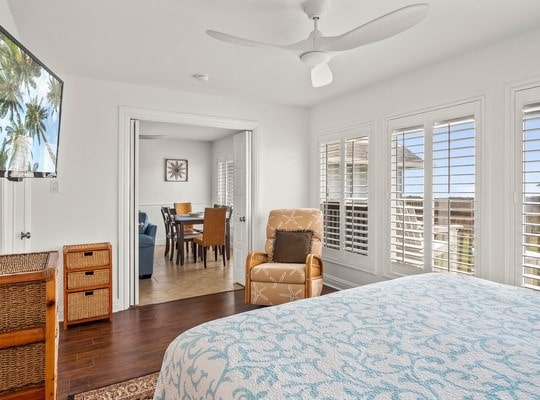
6, 115, 31, 172
0, 70, 23, 120
26, 97, 56, 165
1, 32, 59, 174
46, 76, 61, 116
0, 39, 40, 93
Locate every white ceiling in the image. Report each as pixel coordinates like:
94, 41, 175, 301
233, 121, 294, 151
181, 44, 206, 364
8, 0, 540, 108
139, 120, 238, 142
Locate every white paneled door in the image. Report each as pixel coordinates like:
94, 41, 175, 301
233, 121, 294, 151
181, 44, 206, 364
233, 131, 251, 284
0, 179, 31, 254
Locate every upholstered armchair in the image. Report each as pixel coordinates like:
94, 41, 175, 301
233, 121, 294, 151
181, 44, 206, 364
245, 208, 324, 306
139, 211, 157, 278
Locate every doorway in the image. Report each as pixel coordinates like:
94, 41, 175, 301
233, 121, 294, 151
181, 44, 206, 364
137, 121, 244, 305
118, 107, 259, 309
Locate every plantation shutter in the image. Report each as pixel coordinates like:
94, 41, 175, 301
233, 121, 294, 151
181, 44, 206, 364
390, 127, 425, 267
217, 162, 226, 205
521, 103, 540, 290
320, 141, 340, 250
431, 117, 475, 274
226, 160, 234, 207
344, 137, 368, 255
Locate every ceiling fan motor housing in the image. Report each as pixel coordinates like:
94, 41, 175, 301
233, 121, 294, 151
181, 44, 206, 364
302, 0, 330, 20
300, 51, 331, 66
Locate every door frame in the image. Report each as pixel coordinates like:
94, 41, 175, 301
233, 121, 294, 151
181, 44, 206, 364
118, 106, 260, 310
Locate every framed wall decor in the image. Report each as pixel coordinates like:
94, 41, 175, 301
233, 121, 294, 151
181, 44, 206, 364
165, 159, 188, 182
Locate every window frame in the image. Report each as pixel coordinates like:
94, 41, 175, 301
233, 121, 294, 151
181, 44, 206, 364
385, 100, 483, 277
318, 123, 373, 272
513, 84, 540, 290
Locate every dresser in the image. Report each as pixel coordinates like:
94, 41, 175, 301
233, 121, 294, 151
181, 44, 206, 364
63, 242, 112, 330
0, 251, 58, 399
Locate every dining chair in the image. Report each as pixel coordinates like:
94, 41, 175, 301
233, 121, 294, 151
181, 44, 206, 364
167, 208, 201, 262
174, 202, 196, 233
213, 204, 233, 259
160, 206, 173, 257
193, 207, 227, 268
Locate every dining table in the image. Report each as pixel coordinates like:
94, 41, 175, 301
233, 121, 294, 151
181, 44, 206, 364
174, 213, 231, 266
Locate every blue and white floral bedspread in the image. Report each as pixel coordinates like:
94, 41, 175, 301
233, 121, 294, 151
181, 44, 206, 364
154, 273, 540, 399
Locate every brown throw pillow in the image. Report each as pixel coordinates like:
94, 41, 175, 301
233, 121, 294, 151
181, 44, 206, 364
272, 230, 313, 263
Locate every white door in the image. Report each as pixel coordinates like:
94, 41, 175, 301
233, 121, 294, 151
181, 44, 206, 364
232, 131, 251, 283
0, 179, 31, 254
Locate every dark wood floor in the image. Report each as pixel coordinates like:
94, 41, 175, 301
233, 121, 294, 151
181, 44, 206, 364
57, 287, 336, 399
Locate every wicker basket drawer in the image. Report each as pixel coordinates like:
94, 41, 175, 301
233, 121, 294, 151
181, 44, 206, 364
67, 269, 109, 290
0, 342, 45, 396
66, 249, 110, 270
0, 281, 46, 333
67, 289, 110, 321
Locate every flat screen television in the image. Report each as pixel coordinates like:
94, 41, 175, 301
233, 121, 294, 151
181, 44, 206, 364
0, 24, 63, 180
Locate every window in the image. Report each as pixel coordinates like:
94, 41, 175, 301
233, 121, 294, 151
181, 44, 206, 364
520, 102, 540, 290
390, 127, 425, 267
319, 127, 370, 265
388, 101, 480, 275
432, 118, 475, 274
320, 141, 341, 250
217, 160, 234, 207
344, 137, 369, 256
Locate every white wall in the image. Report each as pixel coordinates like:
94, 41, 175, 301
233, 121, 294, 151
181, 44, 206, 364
26, 75, 309, 312
139, 138, 213, 244
0, 0, 17, 37
310, 27, 540, 289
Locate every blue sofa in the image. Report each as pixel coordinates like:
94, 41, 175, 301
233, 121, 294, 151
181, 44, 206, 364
139, 211, 157, 279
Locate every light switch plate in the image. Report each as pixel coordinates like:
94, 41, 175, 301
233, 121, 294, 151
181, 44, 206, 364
50, 180, 60, 193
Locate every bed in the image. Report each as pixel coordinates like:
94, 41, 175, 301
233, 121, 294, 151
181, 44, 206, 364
154, 273, 539, 399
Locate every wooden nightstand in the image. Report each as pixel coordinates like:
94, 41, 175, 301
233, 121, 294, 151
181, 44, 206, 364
63, 242, 112, 330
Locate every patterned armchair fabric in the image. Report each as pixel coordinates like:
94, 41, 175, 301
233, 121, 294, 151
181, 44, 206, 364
245, 208, 324, 305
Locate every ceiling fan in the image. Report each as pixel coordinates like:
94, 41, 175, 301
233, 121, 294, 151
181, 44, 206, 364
206, 0, 429, 88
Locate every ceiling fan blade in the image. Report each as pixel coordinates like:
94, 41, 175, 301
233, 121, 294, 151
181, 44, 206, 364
206, 30, 285, 49
311, 62, 333, 88
320, 3, 429, 52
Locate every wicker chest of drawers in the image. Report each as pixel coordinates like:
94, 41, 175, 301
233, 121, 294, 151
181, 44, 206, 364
63, 242, 112, 330
0, 251, 58, 399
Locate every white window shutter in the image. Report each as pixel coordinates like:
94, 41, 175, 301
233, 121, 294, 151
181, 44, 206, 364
390, 127, 425, 267
320, 141, 341, 250
521, 103, 540, 290
431, 117, 475, 274
344, 137, 368, 256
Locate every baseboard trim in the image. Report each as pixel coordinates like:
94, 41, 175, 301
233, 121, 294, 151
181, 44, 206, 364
323, 274, 357, 291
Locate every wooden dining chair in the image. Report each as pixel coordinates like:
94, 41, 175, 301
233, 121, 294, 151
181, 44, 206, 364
194, 207, 227, 268
174, 202, 196, 234
160, 206, 173, 257
213, 204, 233, 260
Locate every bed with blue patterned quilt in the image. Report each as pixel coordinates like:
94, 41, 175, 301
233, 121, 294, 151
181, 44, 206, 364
154, 273, 539, 399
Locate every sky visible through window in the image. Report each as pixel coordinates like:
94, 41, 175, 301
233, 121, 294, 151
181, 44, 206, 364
400, 120, 475, 199
523, 109, 540, 197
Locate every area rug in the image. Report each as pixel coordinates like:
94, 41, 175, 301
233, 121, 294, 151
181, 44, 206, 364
67, 372, 158, 400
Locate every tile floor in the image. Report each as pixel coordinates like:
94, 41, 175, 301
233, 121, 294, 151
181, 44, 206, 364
138, 244, 243, 305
